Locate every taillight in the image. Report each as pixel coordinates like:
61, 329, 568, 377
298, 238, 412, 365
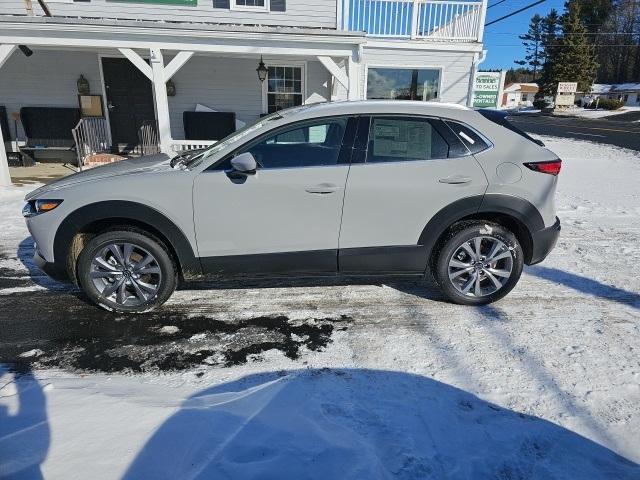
524, 159, 562, 176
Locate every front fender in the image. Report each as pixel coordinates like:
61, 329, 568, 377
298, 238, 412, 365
53, 200, 201, 280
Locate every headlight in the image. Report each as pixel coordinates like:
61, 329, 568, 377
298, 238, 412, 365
22, 199, 63, 218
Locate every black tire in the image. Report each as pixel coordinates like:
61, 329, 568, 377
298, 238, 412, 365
77, 229, 177, 313
434, 221, 523, 305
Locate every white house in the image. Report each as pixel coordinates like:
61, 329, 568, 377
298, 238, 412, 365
587, 84, 640, 107
501, 82, 538, 109
0, 0, 488, 185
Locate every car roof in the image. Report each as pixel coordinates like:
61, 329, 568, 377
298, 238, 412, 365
277, 100, 472, 122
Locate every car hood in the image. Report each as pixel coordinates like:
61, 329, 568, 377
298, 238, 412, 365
25, 153, 171, 200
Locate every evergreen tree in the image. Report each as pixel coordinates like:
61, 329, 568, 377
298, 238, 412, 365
505, 67, 535, 84
539, 1, 598, 97
537, 9, 560, 97
515, 14, 544, 80
579, 0, 614, 33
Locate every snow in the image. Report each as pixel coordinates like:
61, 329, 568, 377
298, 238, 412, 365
1, 137, 640, 478
592, 83, 640, 94
554, 106, 640, 119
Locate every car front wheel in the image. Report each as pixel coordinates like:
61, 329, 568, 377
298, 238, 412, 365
77, 229, 177, 313
434, 221, 523, 305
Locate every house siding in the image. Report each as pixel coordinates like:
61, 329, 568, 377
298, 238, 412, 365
0, 0, 337, 28
167, 55, 331, 139
360, 45, 475, 105
0, 50, 102, 140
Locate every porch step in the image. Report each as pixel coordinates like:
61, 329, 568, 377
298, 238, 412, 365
83, 153, 127, 169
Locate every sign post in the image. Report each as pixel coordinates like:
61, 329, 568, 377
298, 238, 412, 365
472, 71, 505, 109
555, 82, 578, 110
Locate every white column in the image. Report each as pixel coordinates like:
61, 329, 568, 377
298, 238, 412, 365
0, 44, 17, 187
347, 51, 361, 101
476, 0, 488, 42
149, 48, 173, 154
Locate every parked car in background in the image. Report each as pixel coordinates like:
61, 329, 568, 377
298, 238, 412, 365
23, 101, 561, 313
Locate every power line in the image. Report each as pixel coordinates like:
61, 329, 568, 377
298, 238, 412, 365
485, 0, 547, 27
491, 43, 640, 46
488, 0, 509, 9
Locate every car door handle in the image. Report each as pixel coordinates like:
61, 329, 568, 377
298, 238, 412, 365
439, 175, 472, 185
305, 183, 340, 194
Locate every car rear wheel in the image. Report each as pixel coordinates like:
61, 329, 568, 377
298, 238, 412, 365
434, 222, 523, 305
77, 230, 176, 313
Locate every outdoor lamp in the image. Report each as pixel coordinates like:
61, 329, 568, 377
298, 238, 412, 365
77, 74, 90, 95
18, 45, 33, 57
166, 79, 176, 97
256, 56, 268, 83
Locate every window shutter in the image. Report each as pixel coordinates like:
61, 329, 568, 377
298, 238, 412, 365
270, 0, 285, 11
212, 0, 230, 8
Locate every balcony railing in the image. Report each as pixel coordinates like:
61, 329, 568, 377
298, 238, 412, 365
342, 0, 485, 42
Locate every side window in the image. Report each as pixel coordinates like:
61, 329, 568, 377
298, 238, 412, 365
445, 121, 490, 155
241, 117, 349, 169
366, 117, 449, 163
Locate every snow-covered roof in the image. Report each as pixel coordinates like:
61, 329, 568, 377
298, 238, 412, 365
591, 83, 640, 94
591, 84, 612, 94
503, 83, 538, 93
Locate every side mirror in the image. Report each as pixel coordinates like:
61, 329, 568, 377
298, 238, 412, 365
230, 152, 257, 175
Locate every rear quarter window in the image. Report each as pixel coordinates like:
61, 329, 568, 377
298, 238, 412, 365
444, 121, 491, 155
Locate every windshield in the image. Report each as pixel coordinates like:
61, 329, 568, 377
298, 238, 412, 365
184, 112, 283, 169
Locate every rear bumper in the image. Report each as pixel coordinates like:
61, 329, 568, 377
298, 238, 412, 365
528, 217, 561, 265
33, 249, 70, 282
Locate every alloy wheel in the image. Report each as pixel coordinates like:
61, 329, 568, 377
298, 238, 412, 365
89, 242, 162, 307
447, 236, 514, 298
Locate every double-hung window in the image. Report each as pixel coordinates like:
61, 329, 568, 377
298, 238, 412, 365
266, 66, 304, 114
232, 0, 268, 10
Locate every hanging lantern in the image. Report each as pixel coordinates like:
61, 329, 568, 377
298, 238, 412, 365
77, 74, 90, 95
256, 56, 268, 83
166, 79, 177, 97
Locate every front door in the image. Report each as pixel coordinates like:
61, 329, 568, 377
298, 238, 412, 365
102, 57, 155, 152
193, 117, 354, 275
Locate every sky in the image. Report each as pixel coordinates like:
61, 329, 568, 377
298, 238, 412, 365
482, 0, 567, 70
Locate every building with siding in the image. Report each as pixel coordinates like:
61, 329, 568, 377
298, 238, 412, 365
0, 0, 487, 181
586, 84, 640, 107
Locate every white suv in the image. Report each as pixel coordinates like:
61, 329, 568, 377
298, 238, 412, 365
23, 101, 561, 313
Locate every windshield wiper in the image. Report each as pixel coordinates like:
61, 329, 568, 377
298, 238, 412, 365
169, 152, 188, 168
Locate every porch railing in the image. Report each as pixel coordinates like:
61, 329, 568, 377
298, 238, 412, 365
171, 140, 217, 153
138, 120, 161, 156
71, 117, 110, 170
137, 121, 216, 156
342, 0, 485, 42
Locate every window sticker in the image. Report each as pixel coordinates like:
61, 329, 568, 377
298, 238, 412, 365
372, 119, 432, 159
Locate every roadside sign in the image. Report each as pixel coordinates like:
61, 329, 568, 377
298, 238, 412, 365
472, 72, 504, 109
557, 82, 578, 94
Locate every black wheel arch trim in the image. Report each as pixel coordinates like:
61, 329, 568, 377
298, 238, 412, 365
418, 193, 545, 267
53, 200, 201, 280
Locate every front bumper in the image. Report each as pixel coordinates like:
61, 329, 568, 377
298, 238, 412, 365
33, 248, 70, 282
528, 217, 561, 265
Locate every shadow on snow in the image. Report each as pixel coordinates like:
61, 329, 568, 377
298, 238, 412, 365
122, 368, 638, 480
0, 366, 49, 480
528, 265, 640, 310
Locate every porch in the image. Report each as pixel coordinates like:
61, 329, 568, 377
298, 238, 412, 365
0, 13, 483, 185
0, 17, 365, 184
